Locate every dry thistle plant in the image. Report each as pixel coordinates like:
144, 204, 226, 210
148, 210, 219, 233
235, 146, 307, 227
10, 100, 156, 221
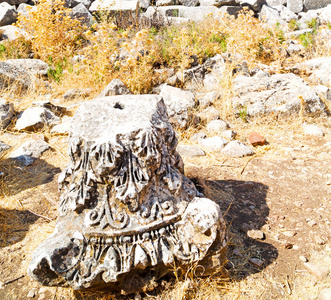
16, 0, 86, 67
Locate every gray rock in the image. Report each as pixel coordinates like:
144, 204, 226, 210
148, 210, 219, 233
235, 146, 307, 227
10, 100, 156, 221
287, 0, 303, 13
297, 10, 319, 29
221, 140, 254, 157
31, 101, 66, 116
197, 91, 220, 108
304, 0, 331, 11
72, 0, 92, 8
98, 79, 131, 98
305, 57, 331, 85
0, 3, 17, 26
318, 288, 331, 300
63, 88, 92, 100
0, 99, 14, 130
220, 130, 236, 140
266, 0, 286, 5
0, 140, 11, 156
219, 5, 242, 16
303, 124, 324, 136
199, 106, 220, 122
15, 107, 61, 131
6, 59, 49, 76
89, 0, 139, 11
314, 85, 331, 100
50, 117, 72, 135
259, 5, 286, 25
28, 95, 227, 291
206, 120, 229, 132
159, 84, 195, 128
156, 0, 175, 5
177, 145, 206, 157
199, 136, 228, 152
287, 42, 304, 55
142, 6, 220, 22
274, 5, 298, 21
9, 140, 50, 166
70, 3, 93, 25
232, 73, 326, 118
0, 61, 32, 92
0, 25, 30, 41
178, 0, 199, 6
304, 262, 330, 280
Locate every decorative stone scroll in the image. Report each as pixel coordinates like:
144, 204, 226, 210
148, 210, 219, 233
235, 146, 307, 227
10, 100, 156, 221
28, 95, 227, 293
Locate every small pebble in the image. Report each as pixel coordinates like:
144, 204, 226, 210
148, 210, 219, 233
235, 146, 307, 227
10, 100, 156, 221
308, 220, 317, 227
249, 258, 264, 267
247, 229, 265, 240
299, 255, 308, 262
282, 230, 297, 237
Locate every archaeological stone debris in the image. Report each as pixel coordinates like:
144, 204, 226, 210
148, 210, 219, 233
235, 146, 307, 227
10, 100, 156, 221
28, 95, 227, 292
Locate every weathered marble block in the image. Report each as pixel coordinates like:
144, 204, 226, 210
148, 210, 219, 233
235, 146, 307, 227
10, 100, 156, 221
28, 95, 227, 292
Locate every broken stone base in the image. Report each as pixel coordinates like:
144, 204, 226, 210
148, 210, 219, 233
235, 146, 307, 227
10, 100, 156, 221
28, 95, 227, 292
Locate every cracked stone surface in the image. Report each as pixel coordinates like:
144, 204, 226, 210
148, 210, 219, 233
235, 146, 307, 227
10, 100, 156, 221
28, 95, 227, 292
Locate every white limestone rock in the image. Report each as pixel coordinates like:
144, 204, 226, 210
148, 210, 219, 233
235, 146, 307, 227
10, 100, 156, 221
98, 79, 131, 98
206, 120, 229, 132
6, 59, 49, 76
159, 84, 195, 128
177, 145, 206, 157
199, 136, 228, 152
70, 3, 93, 25
287, 0, 303, 13
0, 3, 17, 27
9, 140, 50, 166
0, 61, 32, 92
303, 124, 324, 137
232, 73, 326, 118
221, 140, 254, 157
15, 107, 61, 131
0, 25, 30, 41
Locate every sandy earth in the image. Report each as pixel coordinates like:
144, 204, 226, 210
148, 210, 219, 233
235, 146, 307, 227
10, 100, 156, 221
0, 116, 330, 299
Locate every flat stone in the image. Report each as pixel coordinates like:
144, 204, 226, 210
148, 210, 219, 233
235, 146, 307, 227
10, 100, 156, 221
28, 95, 227, 292
0, 25, 30, 41
0, 98, 14, 130
221, 141, 254, 158
249, 258, 264, 267
0, 61, 32, 92
304, 262, 330, 280
15, 107, 61, 131
5, 59, 49, 76
232, 73, 326, 118
248, 132, 266, 146
198, 136, 228, 152
247, 229, 265, 240
303, 124, 324, 137
220, 130, 236, 140
159, 84, 195, 128
177, 145, 206, 157
63, 88, 92, 100
9, 140, 50, 166
206, 120, 229, 133
50, 117, 72, 135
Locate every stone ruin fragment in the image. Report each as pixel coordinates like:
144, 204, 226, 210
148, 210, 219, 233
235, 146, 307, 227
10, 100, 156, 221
28, 95, 227, 293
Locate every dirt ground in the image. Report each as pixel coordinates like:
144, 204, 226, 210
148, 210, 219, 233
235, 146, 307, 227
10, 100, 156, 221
0, 116, 330, 299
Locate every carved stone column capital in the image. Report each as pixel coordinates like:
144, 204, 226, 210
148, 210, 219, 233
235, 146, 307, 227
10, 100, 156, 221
28, 95, 227, 293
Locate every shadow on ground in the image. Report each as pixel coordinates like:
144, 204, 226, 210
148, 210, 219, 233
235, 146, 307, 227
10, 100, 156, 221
0, 158, 61, 197
194, 178, 278, 281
